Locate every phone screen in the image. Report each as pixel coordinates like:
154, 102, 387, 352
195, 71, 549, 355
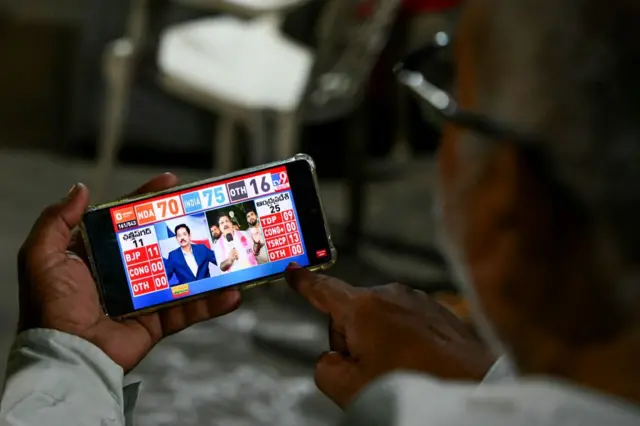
83, 158, 334, 317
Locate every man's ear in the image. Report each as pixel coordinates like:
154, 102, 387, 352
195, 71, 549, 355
452, 142, 550, 354
461, 142, 617, 351
462, 143, 522, 284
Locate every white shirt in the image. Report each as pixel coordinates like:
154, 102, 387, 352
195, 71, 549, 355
341, 357, 640, 426
181, 248, 198, 277
213, 230, 257, 273
2, 332, 639, 426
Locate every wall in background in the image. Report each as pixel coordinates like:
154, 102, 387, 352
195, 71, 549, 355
0, 0, 211, 157
0, 18, 71, 149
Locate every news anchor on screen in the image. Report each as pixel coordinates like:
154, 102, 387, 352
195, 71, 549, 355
163, 224, 218, 285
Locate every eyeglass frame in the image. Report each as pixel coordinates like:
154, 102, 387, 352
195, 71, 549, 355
392, 31, 539, 147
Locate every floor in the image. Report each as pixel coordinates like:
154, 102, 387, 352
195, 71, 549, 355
0, 149, 446, 425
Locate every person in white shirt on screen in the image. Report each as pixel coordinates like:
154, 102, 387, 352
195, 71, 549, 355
214, 214, 263, 273
246, 209, 268, 264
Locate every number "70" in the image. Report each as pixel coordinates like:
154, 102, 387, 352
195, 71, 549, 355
156, 199, 180, 218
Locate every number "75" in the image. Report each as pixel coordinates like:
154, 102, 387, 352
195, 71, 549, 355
202, 187, 225, 207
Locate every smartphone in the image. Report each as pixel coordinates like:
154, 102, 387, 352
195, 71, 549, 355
81, 154, 336, 319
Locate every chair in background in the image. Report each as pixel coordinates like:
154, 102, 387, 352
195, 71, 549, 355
298, 0, 402, 251
159, 0, 401, 253
298, 0, 401, 124
157, 14, 312, 173
176, 0, 309, 16
93, 0, 308, 201
93, 0, 400, 202
157, 0, 401, 171
93, 0, 150, 201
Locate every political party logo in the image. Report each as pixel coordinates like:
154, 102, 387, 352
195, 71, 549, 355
227, 180, 248, 202
134, 202, 156, 225
181, 191, 203, 214
171, 284, 190, 298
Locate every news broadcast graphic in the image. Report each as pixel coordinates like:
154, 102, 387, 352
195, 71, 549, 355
118, 226, 166, 298
111, 166, 310, 311
254, 192, 304, 263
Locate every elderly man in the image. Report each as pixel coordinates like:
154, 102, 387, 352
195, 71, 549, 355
2, 1, 640, 425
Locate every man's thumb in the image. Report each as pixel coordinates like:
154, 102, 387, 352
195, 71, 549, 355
28, 183, 90, 257
315, 351, 365, 409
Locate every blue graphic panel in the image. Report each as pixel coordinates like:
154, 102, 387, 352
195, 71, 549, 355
155, 222, 170, 240
181, 191, 203, 214
132, 254, 309, 310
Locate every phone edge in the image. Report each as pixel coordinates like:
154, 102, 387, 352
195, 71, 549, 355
80, 221, 112, 317
293, 153, 338, 270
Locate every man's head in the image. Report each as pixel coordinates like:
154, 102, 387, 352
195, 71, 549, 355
439, 0, 640, 377
233, 224, 240, 231
210, 224, 221, 239
175, 224, 191, 248
218, 215, 234, 236
247, 210, 258, 227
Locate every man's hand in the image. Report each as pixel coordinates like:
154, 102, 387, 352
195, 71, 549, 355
220, 249, 239, 272
230, 248, 239, 261
17, 174, 242, 373
285, 266, 496, 409
250, 228, 262, 245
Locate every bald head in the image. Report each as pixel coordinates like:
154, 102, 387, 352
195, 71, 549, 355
436, 0, 640, 379
461, 0, 640, 273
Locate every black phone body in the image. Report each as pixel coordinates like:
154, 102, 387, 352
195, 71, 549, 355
81, 154, 336, 319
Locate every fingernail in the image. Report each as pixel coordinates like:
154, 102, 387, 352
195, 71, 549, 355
316, 350, 335, 364
67, 183, 83, 199
319, 351, 344, 364
65, 250, 85, 263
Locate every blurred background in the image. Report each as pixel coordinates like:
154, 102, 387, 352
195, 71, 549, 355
0, 0, 461, 424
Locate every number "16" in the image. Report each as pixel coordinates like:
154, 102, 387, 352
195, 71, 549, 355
250, 176, 271, 194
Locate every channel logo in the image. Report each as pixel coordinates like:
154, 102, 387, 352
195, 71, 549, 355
271, 172, 290, 190
112, 206, 137, 230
